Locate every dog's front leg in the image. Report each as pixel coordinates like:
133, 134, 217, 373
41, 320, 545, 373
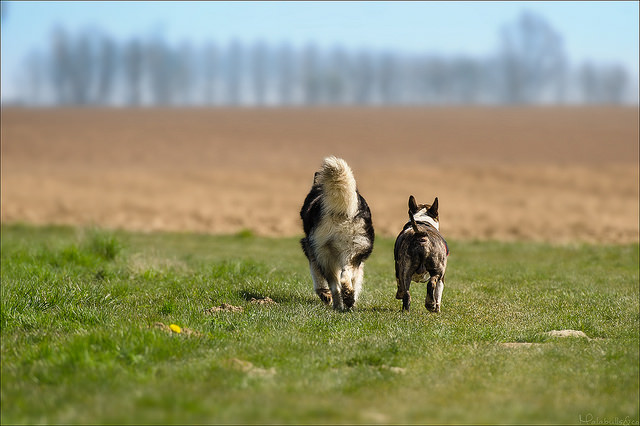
352, 263, 365, 303
340, 266, 355, 309
433, 278, 444, 313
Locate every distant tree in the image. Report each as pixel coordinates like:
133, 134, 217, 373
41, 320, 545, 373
173, 41, 194, 105
578, 62, 599, 104
422, 56, 452, 104
599, 65, 631, 104
251, 40, 269, 106
123, 39, 144, 105
378, 52, 399, 104
301, 43, 321, 105
225, 39, 243, 105
96, 35, 117, 104
499, 11, 567, 104
325, 46, 349, 105
68, 31, 95, 105
352, 50, 374, 105
30, 51, 46, 104
50, 27, 73, 104
395, 54, 417, 104
147, 38, 174, 105
276, 42, 294, 105
450, 57, 483, 104
401, 56, 422, 104
15, 50, 45, 105
202, 41, 219, 105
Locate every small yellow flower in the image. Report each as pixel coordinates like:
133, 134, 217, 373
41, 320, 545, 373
169, 324, 182, 334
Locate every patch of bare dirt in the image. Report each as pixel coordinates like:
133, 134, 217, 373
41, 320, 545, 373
380, 365, 407, 374
2, 107, 637, 244
500, 342, 544, 348
249, 297, 277, 305
545, 329, 590, 339
227, 358, 276, 378
205, 303, 244, 314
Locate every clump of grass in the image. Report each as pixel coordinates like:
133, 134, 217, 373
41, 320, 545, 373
159, 300, 175, 315
84, 228, 123, 261
235, 228, 255, 239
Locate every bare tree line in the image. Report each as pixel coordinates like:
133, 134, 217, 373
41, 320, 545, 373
13, 12, 637, 106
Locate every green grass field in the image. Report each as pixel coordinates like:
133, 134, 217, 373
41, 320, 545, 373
1, 224, 638, 424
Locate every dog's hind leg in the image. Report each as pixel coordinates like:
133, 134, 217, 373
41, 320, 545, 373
340, 266, 355, 309
395, 270, 404, 300
395, 261, 406, 300
425, 275, 440, 312
433, 276, 445, 313
399, 269, 413, 311
310, 261, 332, 305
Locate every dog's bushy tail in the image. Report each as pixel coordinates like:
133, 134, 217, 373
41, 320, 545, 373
317, 156, 358, 218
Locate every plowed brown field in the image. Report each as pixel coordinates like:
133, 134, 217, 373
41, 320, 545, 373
2, 107, 638, 243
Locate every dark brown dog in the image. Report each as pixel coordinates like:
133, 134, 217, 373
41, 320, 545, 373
394, 195, 449, 312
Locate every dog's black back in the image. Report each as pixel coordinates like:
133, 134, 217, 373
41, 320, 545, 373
300, 182, 374, 265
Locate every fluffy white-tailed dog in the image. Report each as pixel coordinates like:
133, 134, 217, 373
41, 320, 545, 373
300, 157, 374, 311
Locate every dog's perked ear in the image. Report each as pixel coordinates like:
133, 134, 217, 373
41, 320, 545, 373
428, 197, 439, 217
408, 195, 419, 214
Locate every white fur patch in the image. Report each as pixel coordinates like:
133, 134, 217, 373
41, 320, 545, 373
412, 272, 430, 283
311, 215, 370, 272
413, 208, 439, 230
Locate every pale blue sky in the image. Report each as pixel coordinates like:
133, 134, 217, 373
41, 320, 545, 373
1, 1, 638, 101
